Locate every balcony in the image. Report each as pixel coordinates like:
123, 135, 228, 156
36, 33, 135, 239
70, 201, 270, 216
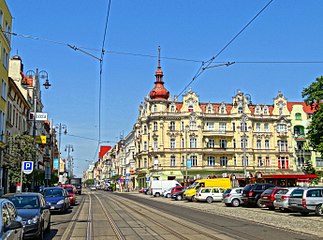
202, 129, 234, 137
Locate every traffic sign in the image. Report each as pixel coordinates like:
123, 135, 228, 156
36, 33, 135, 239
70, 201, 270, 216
22, 161, 34, 175
146, 177, 150, 183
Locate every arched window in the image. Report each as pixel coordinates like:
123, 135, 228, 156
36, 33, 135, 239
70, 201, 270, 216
295, 113, 302, 120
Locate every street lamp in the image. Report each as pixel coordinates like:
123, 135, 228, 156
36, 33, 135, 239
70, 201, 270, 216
21, 69, 51, 192
234, 91, 252, 183
55, 123, 67, 182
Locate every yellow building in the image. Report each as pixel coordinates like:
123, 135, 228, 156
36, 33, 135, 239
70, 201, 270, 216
0, 0, 11, 195
134, 53, 299, 189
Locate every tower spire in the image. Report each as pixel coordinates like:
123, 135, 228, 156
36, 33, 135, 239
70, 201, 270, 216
158, 46, 161, 69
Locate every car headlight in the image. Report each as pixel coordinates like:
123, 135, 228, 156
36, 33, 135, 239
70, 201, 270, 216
46, 201, 51, 206
57, 200, 64, 204
27, 216, 39, 225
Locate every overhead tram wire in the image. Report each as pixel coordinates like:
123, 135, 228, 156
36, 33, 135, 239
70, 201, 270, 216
177, 0, 274, 97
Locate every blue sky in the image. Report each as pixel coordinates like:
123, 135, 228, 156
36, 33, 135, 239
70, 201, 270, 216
7, 1, 323, 177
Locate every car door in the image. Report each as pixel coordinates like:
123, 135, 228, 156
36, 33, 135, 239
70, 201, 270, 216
211, 188, 220, 201
40, 196, 50, 230
64, 190, 70, 208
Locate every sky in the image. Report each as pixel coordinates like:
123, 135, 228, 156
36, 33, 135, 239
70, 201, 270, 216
6, 0, 323, 177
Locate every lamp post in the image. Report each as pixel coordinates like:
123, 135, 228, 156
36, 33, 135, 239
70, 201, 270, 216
24, 69, 51, 192
234, 91, 252, 183
55, 123, 67, 182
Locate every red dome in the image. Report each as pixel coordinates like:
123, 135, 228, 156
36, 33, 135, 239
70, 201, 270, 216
149, 47, 169, 101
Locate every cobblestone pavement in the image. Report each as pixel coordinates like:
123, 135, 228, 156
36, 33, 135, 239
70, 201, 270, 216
122, 191, 323, 238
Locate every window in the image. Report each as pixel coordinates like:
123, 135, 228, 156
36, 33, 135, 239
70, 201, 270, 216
190, 137, 197, 148
207, 106, 212, 113
256, 123, 260, 132
220, 139, 227, 148
144, 158, 147, 168
240, 138, 248, 148
258, 157, 263, 167
181, 138, 184, 148
154, 156, 159, 169
278, 140, 288, 152
232, 122, 235, 131
206, 122, 214, 130
2, 48, 9, 69
207, 156, 215, 166
265, 157, 270, 166
170, 105, 175, 112
170, 156, 176, 167
298, 157, 304, 167
265, 140, 270, 149
279, 107, 283, 115
143, 125, 147, 134
190, 121, 197, 130
5, 23, 11, 42
170, 138, 176, 148
264, 123, 269, 132
188, 105, 194, 112
278, 157, 289, 169
169, 121, 175, 131
1, 79, 6, 100
220, 156, 228, 167
233, 156, 237, 166
153, 122, 158, 131
143, 141, 147, 151
219, 122, 226, 131
316, 157, 323, 167
191, 156, 197, 166
181, 121, 185, 131
277, 124, 287, 132
255, 106, 261, 114
256, 139, 261, 149
220, 106, 225, 114
207, 139, 214, 148
153, 140, 158, 151
240, 122, 248, 131
0, 110, 4, 141
242, 156, 249, 167
263, 106, 268, 115
0, 10, 3, 27
307, 189, 322, 198
295, 113, 302, 120
153, 105, 158, 112
238, 106, 243, 114
233, 139, 236, 149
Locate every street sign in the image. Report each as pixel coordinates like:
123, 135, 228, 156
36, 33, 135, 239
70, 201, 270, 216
29, 112, 48, 121
146, 177, 150, 183
22, 161, 33, 175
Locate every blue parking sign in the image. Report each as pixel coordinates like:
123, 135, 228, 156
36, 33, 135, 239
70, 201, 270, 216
22, 161, 34, 175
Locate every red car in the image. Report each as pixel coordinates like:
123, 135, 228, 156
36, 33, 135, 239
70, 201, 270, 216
61, 184, 77, 205
259, 187, 285, 210
171, 186, 184, 196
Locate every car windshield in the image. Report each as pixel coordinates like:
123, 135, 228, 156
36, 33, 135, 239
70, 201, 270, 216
9, 196, 39, 209
43, 188, 63, 197
187, 182, 198, 189
65, 188, 74, 193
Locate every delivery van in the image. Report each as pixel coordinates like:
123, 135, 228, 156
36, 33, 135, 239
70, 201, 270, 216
150, 180, 181, 197
183, 178, 231, 201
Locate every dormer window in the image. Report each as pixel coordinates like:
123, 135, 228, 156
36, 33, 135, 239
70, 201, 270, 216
263, 106, 268, 115
238, 106, 243, 114
295, 113, 302, 120
170, 105, 175, 112
220, 106, 225, 114
153, 105, 158, 112
255, 106, 261, 114
207, 106, 212, 113
188, 105, 194, 112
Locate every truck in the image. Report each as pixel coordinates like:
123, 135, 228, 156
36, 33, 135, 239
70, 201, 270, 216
150, 180, 181, 197
183, 178, 231, 201
69, 178, 82, 195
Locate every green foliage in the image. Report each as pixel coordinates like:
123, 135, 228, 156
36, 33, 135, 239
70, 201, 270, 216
7, 135, 37, 184
84, 179, 94, 186
302, 76, 323, 155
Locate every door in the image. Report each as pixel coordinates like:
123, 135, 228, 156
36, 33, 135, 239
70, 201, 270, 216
212, 188, 222, 201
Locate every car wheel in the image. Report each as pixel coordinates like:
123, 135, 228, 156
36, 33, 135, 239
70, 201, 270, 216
155, 192, 160, 197
315, 204, 323, 216
257, 199, 266, 208
231, 198, 240, 207
166, 193, 171, 198
191, 195, 196, 202
177, 195, 182, 201
206, 197, 213, 203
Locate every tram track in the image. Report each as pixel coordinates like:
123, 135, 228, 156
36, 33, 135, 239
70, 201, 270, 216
98, 191, 232, 240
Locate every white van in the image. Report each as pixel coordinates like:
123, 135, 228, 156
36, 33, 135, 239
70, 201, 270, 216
151, 180, 181, 197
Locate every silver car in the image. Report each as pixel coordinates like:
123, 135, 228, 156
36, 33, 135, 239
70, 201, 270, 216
288, 187, 323, 216
273, 187, 298, 211
222, 187, 244, 207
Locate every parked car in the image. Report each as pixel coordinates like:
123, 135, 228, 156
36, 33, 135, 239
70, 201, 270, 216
288, 187, 323, 216
0, 198, 24, 240
222, 187, 244, 207
259, 187, 285, 209
170, 186, 184, 197
61, 184, 77, 205
90, 185, 97, 191
195, 187, 226, 203
104, 185, 113, 192
241, 183, 276, 207
273, 187, 298, 212
151, 180, 181, 197
162, 188, 173, 198
42, 187, 70, 213
144, 187, 151, 195
3, 193, 51, 239
171, 190, 185, 201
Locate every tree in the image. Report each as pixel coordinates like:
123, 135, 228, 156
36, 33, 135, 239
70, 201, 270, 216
302, 76, 323, 155
7, 135, 37, 188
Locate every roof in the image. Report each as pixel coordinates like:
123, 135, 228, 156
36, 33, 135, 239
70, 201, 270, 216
287, 102, 316, 114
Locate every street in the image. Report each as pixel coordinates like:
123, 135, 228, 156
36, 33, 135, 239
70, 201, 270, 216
43, 189, 321, 240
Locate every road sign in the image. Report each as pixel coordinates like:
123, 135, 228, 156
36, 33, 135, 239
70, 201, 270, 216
22, 161, 33, 175
146, 177, 150, 183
